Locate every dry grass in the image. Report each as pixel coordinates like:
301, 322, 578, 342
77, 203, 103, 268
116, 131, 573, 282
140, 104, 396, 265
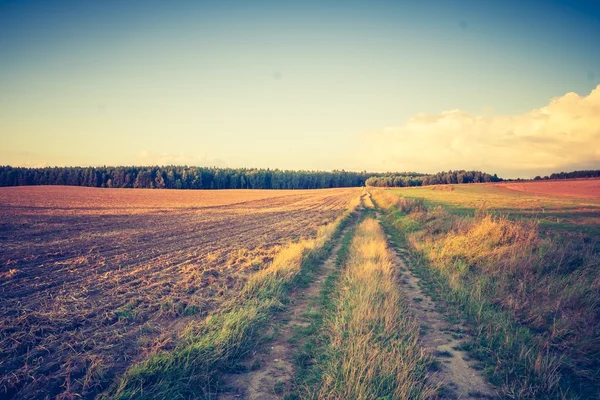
372, 189, 600, 398
0, 187, 358, 399
317, 218, 434, 399
244, 220, 339, 298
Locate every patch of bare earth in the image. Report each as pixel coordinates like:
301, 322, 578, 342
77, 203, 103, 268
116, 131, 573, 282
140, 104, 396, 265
218, 226, 350, 400
383, 229, 497, 399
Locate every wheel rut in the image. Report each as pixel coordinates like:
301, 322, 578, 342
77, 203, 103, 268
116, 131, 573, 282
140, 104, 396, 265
218, 224, 352, 400
379, 215, 497, 399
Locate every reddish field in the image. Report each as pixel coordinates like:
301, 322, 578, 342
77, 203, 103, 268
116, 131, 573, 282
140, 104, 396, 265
497, 179, 600, 199
0, 186, 357, 399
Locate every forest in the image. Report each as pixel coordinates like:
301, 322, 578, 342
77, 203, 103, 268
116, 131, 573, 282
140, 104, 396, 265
1, 166, 597, 190
0, 166, 454, 190
0, 166, 372, 190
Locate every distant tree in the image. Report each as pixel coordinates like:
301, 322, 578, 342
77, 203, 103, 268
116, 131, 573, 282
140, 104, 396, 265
134, 171, 153, 188
154, 172, 166, 189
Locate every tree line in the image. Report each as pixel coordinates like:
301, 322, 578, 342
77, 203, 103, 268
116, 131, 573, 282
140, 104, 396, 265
1, 166, 547, 190
533, 170, 600, 181
0, 166, 374, 190
365, 170, 502, 187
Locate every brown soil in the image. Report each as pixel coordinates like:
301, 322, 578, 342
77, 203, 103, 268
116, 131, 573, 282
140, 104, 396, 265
383, 229, 497, 399
496, 179, 600, 199
0, 187, 357, 400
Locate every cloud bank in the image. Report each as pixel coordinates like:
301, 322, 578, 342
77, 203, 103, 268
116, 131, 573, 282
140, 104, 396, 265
361, 85, 600, 178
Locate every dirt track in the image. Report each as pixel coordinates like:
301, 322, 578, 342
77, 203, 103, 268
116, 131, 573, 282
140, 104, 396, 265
390, 241, 496, 399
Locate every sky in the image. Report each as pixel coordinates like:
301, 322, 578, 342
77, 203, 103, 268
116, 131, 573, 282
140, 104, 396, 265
0, 0, 599, 178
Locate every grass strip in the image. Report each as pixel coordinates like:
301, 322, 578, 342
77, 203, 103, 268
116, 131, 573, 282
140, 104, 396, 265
285, 216, 359, 400
313, 217, 435, 399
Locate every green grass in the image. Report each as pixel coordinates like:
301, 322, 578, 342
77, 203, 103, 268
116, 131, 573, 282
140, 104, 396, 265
434, 350, 453, 358
114, 300, 142, 322
286, 223, 358, 399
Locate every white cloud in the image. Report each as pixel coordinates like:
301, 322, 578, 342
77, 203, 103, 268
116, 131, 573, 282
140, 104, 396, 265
360, 85, 600, 178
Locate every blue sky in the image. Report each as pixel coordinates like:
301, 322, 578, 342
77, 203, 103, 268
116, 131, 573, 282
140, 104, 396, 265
1, 0, 599, 177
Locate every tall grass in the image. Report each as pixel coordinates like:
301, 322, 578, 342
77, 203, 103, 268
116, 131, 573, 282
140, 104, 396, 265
104, 199, 360, 399
316, 218, 434, 399
372, 189, 600, 399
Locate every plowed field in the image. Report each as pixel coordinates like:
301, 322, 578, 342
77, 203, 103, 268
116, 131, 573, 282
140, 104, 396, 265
0, 186, 357, 399
497, 178, 600, 198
